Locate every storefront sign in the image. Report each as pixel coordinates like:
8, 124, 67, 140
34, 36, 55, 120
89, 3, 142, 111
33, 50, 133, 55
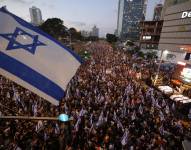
181, 11, 191, 18
158, 86, 173, 94
181, 68, 191, 83
143, 36, 151, 40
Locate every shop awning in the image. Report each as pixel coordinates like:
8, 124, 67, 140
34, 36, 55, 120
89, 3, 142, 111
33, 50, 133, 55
158, 86, 173, 94
170, 94, 191, 104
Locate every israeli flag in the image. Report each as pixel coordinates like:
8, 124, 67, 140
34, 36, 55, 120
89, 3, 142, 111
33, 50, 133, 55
0, 7, 82, 105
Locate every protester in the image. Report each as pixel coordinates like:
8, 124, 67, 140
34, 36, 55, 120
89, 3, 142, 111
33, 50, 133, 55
0, 41, 190, 149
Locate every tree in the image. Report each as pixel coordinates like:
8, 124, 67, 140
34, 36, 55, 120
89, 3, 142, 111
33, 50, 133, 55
137, 51, 144, 58
69, 27, 77, 34
69, 28, 82, 41
146, 51, 157, 59
39, 18, 67, 40
106, 34, 117, 43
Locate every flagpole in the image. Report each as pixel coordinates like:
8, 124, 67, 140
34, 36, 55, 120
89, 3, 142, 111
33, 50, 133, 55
0, 113, 72, 122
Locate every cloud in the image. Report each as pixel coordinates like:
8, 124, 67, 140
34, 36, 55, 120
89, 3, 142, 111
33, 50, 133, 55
47, 4, 55, 9
40, 2, 55, 9
113, 8, 118, 14
15, 0, 29, 3
64, 20, 93, 31
21, 14, 30, 22
2, 0, 34, 4
69, 21, 87, 27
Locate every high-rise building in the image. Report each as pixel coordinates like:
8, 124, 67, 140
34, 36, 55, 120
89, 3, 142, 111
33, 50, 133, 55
158, 0, 191, 63
29, 6, 43, 26
117, 0, 145, 41
114, 29, 118, 36
161, 0, 190, 19
153, 4, 163, 21
140, 20, 163, 49
81, 30, 90, 38
142, 0, 148, 20
90, 25, 99, 37
139, 1, 164, 50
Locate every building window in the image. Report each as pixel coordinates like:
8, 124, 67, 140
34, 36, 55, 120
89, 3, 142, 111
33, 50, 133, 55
166, 54, 176, 60
185, 53, 191, 61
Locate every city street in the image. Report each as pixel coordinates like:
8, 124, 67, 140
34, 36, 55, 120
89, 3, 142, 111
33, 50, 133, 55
0, 41, 190, 149
0, 0, 191, 149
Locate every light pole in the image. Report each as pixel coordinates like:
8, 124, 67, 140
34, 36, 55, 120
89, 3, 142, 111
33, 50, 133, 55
0, 114, 71, 122
153, 49, 168, 86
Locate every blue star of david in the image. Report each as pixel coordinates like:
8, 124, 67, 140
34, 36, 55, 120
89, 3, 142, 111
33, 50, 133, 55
0, 27, 46, 54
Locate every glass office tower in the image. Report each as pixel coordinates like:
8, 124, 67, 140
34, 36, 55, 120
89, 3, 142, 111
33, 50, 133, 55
117, 0, 145, 41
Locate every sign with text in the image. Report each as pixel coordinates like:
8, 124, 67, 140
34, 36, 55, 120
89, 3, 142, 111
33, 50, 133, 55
181, 68, 191, 83
181, 11, 191, 18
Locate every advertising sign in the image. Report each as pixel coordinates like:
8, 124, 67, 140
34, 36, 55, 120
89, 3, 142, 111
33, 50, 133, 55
181, 68, 191, 83
181, 11, 191, 18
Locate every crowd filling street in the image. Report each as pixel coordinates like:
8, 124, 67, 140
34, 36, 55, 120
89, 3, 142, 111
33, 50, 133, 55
0, 41, 191, 149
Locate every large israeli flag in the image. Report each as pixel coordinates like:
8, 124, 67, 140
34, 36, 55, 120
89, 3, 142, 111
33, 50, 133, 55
0, 7, 82, 105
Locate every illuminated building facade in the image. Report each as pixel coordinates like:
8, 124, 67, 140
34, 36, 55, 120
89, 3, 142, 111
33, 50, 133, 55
117, 0, 145, 41
158, 0, 191, 63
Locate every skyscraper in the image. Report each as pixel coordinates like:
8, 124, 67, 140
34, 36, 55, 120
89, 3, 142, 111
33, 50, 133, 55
142, 0, 148, 20
117, 0, 145, 41
29, 6, 43, 26
153, 3, 163, 21
159, 0, 191, 63
90, 25, 99, 37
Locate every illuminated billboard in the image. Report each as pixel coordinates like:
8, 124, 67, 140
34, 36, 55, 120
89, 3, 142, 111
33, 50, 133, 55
181, 68, 191, 83
143, 36, 151, 40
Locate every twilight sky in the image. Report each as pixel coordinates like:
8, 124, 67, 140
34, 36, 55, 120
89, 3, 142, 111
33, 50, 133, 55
0, 0, 164, 37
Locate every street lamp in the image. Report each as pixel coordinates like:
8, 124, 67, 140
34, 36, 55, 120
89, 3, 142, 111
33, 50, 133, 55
163, 50, 169, 55
0, 113, 71, 122
153, 49, 168, 86
58, 114, 69, 122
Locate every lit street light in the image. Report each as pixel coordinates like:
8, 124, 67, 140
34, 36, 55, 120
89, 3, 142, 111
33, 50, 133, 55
154, 49, 168, 86
0, 113, 71, 122
58, 114, 69, 122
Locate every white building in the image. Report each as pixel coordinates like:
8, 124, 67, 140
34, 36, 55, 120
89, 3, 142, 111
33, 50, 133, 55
90, 25, 99, 37
29, 6, 43, 26
143, 0, 148, 20
81, 30, 90, 38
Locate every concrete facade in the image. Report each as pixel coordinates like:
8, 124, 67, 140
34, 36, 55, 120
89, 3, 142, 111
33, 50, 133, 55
140, 20, 163, 49
158, 0, 191, 63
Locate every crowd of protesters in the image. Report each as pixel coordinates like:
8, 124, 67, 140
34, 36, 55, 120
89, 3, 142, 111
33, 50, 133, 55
0, 41, 190, 149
